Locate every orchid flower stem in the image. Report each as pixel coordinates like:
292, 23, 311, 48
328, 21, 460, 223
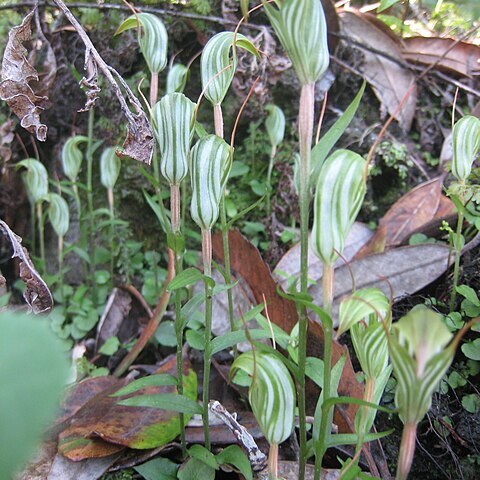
266, 144, 276, 216
58, 235, 64, 298
36, 202, 45, 271
450, 204, 464, 311
354, 376, 376, 460
108, 188, 115, 284
201, 228, 213, 449
396, 422, 417, 480
72, 184, 87, 278
86, 107, 95, 282
298, 82, 315, 480
150, 71, 159, 109
268, 442, 279, 480
30, 203, 36, 257
314, 262, 334, 480
171, 184, 186, 456
213, 104, 237, 357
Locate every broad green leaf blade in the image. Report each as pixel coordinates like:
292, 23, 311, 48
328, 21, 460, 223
116, 13, 168, 74
118, 393, 202, 415
310, 81, 366, 186
451, 115, 480, 182
17, 158, 49, 202
178, 458, 215, 480
47, 192, 70, 237
210, 329, 272, 355
111, 374, 177, 397
152, 93, 196, 186
262, 0, 329, 85
188, 444, 218, 469
100, 146, 121, 190
337, 287, 389, 337
190, 135, 231, 230
201, 32, 258, 106
265, 104, 285, 149
0, 311, 69, 479
311, 149, 366, 265
61, 135, 87, 181
230, 351, 296, 444
134, 457, 178, 480
166, 63, 189, 94
216, 445, 253, 480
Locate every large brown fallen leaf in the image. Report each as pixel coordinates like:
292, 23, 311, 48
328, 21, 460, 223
309, 244, 451, 309
339, 10, 417, 131
212, 229, 363, 433
0, 10, 48, 141
273, 222, 373, 290
58, 354, 196, 461
47, 453, 121, 480
0, 219, 52, 313
401, 37, 480, 77
356, 176, 456, 257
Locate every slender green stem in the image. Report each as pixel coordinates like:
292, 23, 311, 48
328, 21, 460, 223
73, 183, 88, 279
214, 104, 237, 356
36, 202, 46, 271
201, 228, 213, 449
297, 82, 315, 480
450, 207, 464, 311
171, 184, 186, 456
30, 202, 36, 255
266, 144, 277, 216
86, 108, 95, 279
58, 235, 64, 298
396, 422, 417, 480
268, 442, 279, 480
314, 262, 334, 480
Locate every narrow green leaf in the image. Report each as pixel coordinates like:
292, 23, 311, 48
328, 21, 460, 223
168, 267, 213, 291
210, 329, 271, 355
61, 135, 87, 182
118, 393, 202, 415
190, 135, 231, 230
328, 429, 394, 447
310, 82, 366, 186
17, 159, 49, 203
152, 92, 196, 186
111, 374, 177, 397
451, 115, 480, 182
100, 146, 121, 190
311, 149, 366, 265
116, 13, 168, 74
46, 193, 70, 237
262, 0, 329, 85
378, 0, 402, 12
143, 190, 170, 234
201, 32, 259, 106
166, 63, 189, 94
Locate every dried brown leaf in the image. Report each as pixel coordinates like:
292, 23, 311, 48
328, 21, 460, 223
0, 219, 52, 313
339, 10, 417, 131
0, 10, 48, 141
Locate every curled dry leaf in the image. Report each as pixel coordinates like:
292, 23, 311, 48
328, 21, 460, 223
401, 37, 480, 77
339, 10, 417, 131
0, 10, 48, 141
0, 219, 53, 313
356, 176, 456, 257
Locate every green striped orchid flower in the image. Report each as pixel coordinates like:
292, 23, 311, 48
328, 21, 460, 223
311, 149, 366, 266
200, 31, 258, 107
61, 136, 87, 183
46, 193, 69, 239
265, 104, 285, 151
100, 147, 121, 191
190, 134, 231, 232
451, 115, 480, 183
261, 0, 329, 86
116, 13, 168, 74
231, 350, 296, 478
17, 158, 49, 203
153, 93, 196, 187
389, 305, 455, 480
166, 64, 189, 94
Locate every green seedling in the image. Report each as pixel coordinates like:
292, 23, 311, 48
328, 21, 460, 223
190, 134, 231, 448
231, 351, 296, 480
264, 104, 285, 215
260, 3, 329, 473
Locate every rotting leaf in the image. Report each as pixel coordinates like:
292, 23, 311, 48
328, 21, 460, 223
57, 354, 197, 460
339, 10, 417, 131
212, 229, 363, 433
0, 219, 52, 313
48, 452, 122, 480
0, 10, 48, 141
356, 176, 456, 257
